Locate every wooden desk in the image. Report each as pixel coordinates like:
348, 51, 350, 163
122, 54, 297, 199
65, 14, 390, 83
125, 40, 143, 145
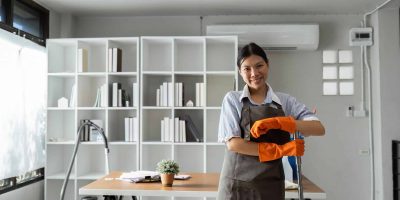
79, 171, 326, 199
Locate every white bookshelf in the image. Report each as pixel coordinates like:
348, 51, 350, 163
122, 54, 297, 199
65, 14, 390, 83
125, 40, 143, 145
139, 36, 238, 179
46, 37, 140, 200
46, 36, 237, 200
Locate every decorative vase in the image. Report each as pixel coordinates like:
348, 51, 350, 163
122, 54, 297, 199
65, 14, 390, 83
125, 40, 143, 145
160, 173, 175, 186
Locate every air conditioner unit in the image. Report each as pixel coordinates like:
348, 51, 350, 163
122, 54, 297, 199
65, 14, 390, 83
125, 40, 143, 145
206, 24, 319, 50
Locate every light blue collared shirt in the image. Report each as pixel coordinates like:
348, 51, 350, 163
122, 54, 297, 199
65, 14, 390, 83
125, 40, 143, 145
218, 84, 318, 142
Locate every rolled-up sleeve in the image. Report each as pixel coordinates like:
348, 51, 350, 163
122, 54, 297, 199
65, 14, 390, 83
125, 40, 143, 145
218, 92, 242, 142
283, 95, 319, 121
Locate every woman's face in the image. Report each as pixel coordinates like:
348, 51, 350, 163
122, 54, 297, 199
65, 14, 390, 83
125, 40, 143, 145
239, 55, 269, 91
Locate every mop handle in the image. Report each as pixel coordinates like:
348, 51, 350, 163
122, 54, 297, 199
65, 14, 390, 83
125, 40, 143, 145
295, 132, 304, 200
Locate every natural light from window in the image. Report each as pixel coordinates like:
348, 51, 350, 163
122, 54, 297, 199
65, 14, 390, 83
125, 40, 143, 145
0, 29, 46, 180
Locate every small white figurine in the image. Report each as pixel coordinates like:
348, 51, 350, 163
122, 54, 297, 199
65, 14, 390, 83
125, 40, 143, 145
186, 100, 194, 107
58, 97, 69, 108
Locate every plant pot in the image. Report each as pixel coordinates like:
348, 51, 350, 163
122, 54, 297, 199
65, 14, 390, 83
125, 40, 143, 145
160, 173, 174, 186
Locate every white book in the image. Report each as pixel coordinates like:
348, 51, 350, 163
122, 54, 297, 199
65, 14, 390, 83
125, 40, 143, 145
78, 48, 88, 72
164, 117, 170, 142
69, 84, 76, 107
124, 118, 130, 142
174, 117, 179, 142
168, 82, 173, 107
169, 118, 174, 142
162, 82, 168, 107
182, 120, 186, 142
161, 119, 165, 142
100, 84, 105, 107
133, 82, 138, 107
129, 117, 134, 142
200, 83, 205, 107
179, 120, 185, 142
108, 48, 113, 72
174, 83, 179, 107
133, 117, 138, 142
93, 88, 100, 107
159, 85, 164, 106
178, 82, 183, 107
118, 89, 122, 107
112, 83, 120, 107
156, 88, 160, 106
196, 83, 200, 107
112, 48, 122, 72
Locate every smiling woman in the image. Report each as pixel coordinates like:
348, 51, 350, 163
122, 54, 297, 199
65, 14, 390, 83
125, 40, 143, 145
0, 28, 46, 194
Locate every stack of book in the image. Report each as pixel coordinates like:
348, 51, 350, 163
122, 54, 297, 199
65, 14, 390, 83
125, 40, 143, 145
160, 115, 202, 142
155, 82, 183, 107
108, 48, 122, 72
124, 117, 138, 142
112, 82, 132, 107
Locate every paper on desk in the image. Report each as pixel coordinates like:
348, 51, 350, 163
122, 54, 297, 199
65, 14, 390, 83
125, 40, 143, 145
174, 174, 191, 180
118, 171, 160, 183
285, 180, 298, 189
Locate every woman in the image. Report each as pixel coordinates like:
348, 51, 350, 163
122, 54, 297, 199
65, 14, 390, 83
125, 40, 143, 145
217, 42, 325, 200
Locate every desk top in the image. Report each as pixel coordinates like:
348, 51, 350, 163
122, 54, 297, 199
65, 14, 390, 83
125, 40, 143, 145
79, 171, 326, 199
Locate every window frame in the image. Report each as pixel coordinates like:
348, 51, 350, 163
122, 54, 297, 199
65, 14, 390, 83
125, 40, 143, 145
0, 0, 49, 46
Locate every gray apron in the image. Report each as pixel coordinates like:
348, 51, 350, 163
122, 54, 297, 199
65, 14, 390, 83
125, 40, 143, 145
217, 98, 290, 200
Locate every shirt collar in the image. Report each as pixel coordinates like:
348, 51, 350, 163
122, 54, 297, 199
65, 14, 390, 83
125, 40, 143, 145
240, 83, 282, 105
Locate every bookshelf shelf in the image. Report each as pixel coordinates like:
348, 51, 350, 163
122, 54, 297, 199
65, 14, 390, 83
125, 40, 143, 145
46, 36, 237, 200
140, 36, 238, 180
46, 37, 139, 200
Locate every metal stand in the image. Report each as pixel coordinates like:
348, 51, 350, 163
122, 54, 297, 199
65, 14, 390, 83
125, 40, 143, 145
294, 132, 304, 200
60, 120, 110, 200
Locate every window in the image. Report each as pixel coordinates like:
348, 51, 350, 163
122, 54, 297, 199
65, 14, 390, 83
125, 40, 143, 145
0, 27, 46, 194
0, 0, 48, 46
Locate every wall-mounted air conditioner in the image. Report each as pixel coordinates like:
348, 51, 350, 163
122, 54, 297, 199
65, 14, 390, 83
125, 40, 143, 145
206, 24, 319, 50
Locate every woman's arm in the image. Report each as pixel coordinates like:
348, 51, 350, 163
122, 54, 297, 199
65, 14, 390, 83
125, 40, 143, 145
295, 120, 325, 136
226, 137, 259, 156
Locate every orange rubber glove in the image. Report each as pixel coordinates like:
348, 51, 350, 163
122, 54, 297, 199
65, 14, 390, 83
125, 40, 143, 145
250, 116, 296, 138
258, 139, 304, 162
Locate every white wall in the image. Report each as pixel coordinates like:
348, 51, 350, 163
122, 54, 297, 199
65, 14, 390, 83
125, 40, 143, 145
370, 6, 400, 200
0, 180, 44, 200
69, 14, 372, 200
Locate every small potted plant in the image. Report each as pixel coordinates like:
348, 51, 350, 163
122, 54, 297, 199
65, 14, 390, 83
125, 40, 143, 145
156, 159, 180, 186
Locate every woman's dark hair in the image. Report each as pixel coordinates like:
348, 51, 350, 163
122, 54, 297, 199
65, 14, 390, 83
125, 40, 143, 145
237, 42, 269, 68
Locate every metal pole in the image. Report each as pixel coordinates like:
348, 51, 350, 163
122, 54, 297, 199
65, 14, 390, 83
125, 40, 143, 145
295, 131, 304, 200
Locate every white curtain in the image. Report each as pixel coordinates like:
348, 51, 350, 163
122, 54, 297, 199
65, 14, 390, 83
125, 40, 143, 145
0, 29, 46, 179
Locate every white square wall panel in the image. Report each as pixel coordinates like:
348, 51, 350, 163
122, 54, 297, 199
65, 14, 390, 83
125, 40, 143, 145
323, 82, 337, 95
339, 81, 354, 95
323, 50, 337, 63
323, 66, 337, 79
339, 50, 353, 63
339, 66, 354, 79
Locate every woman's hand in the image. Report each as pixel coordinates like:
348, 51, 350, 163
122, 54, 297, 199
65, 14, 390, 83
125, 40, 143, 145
250, 116, 296, 138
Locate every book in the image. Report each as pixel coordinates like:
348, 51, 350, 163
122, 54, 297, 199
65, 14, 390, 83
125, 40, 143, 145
78, 48, 88, 72
112, 48, 122, 72
112, 82, 121, 107
132, 82, 138, 107
182, 115, 202, 142
69, 84, 76, 107
108, 48, 113, 72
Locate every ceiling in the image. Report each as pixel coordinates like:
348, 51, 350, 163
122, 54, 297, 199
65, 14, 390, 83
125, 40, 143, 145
34, 0, 398, 16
